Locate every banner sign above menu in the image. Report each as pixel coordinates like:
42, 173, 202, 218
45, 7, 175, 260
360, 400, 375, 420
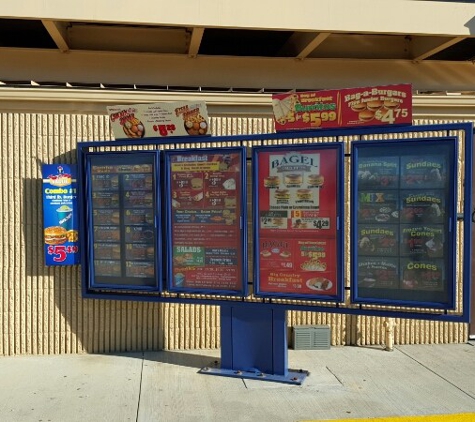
272, 84, 412, 131
165, 148, 247, 295
253, 144, 344, 300
42, 164, 80, 266
107, 101, 210, 139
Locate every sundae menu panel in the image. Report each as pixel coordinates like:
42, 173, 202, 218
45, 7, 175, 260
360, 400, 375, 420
87, 152, 160, 289
254, 145, 343, 299
165, 148, 246, 294
353, 139, 456, 307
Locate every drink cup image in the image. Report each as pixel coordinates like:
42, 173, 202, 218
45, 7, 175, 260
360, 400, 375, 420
56, 205, 73, 230
174, 273, 185, 287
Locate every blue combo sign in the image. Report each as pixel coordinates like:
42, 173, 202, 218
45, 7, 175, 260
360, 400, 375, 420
42, 164, 80, 265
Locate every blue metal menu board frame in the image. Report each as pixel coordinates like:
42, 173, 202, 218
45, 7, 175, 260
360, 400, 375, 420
351, 138, 458, 308
164, 147, 247, 296
252, 143, 344, 301
76, 122, 472, 324
83, 151, 162, 291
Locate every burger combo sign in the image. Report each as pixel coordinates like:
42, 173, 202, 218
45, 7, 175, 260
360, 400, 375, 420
42, 164, 79, 265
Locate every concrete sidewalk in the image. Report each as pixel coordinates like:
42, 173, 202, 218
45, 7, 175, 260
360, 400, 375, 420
0, 343, 474, 422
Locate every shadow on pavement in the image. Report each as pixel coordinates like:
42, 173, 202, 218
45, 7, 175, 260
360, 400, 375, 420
144, 350, 219, 369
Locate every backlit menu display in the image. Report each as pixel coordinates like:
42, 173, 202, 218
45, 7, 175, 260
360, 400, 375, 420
352, 139, 457, 307
165, 148, 246, 295
86, 152, 160, 290
253, 144, 344, 300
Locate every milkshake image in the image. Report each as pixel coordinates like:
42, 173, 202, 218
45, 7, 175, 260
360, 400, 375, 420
56, 205, 73, 230
174, 272, 185, 287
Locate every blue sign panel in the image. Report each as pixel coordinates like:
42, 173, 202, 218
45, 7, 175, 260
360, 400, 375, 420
42, 164, 80, 265
351, 137, 458, 308
85, 152, 162, 291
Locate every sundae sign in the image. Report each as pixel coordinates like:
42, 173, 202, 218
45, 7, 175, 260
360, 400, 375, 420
42, 164, 80, 265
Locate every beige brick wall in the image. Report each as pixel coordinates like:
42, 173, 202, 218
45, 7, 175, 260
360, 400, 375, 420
0, 112, 468, 356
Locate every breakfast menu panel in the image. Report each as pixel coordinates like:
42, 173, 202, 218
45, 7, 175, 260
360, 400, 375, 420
353, 139, 456, 307
166, 148, 246, 294
87, 152, 160, 289
254, 145, 342, 298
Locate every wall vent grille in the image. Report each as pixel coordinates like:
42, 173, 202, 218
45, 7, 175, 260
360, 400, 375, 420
293, 325, 331, 350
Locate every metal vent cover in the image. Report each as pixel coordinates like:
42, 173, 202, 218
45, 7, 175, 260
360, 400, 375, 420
293, 325, 331, 350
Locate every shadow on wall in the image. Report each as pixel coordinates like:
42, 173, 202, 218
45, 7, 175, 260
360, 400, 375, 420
466, 15, 475, 35
20, 152, 166, 355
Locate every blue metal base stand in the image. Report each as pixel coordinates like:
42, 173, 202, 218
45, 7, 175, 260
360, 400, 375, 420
199, 306, 309, 385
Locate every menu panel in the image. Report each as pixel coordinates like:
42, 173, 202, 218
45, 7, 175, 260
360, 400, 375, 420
352, 139, 456, 307
165, 148, 246, 294
42, 164, 80, 265
254, 144, 343, 299
86, 153, 160, 290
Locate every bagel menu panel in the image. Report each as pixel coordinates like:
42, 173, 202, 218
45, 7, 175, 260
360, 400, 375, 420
254, 145, 342, 299
87, 153, 160, 289
272, 84, 412, 131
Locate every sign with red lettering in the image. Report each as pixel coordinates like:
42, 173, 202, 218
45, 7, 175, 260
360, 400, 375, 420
42, 164, 80, 265
107, 101, 210, 139
253, 144, 343, 299
165, 148, 247, 295
272, 84, 412, 131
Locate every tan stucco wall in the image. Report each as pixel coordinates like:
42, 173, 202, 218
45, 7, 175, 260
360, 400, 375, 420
0, 112, 469, 356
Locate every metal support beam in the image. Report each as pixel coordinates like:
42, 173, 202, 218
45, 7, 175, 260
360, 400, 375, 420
188, 27, 205, 58
42, 19, 69, 52
296, 32, 332, 60
412, 36, 467, 62
279, 32, 331, 59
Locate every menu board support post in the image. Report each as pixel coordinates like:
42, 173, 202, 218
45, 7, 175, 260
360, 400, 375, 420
199, 306, 309, 385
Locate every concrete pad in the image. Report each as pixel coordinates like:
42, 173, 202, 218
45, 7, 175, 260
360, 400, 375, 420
0, 353, 142, 422
396, 343, 475, 398
137, 346, 475, 422
283, 346, 475, 419
140, 350, 246, 422
0, 344, 475, 422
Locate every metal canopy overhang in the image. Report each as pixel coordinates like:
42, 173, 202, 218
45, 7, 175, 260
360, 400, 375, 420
4, 0, 475, 37
2, 1, 475, 94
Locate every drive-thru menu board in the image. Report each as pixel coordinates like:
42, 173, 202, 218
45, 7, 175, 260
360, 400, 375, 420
165, 148, 247, 295
86, 152, 161, 290
352, 139, 457, 307
253, 144, 343, 299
